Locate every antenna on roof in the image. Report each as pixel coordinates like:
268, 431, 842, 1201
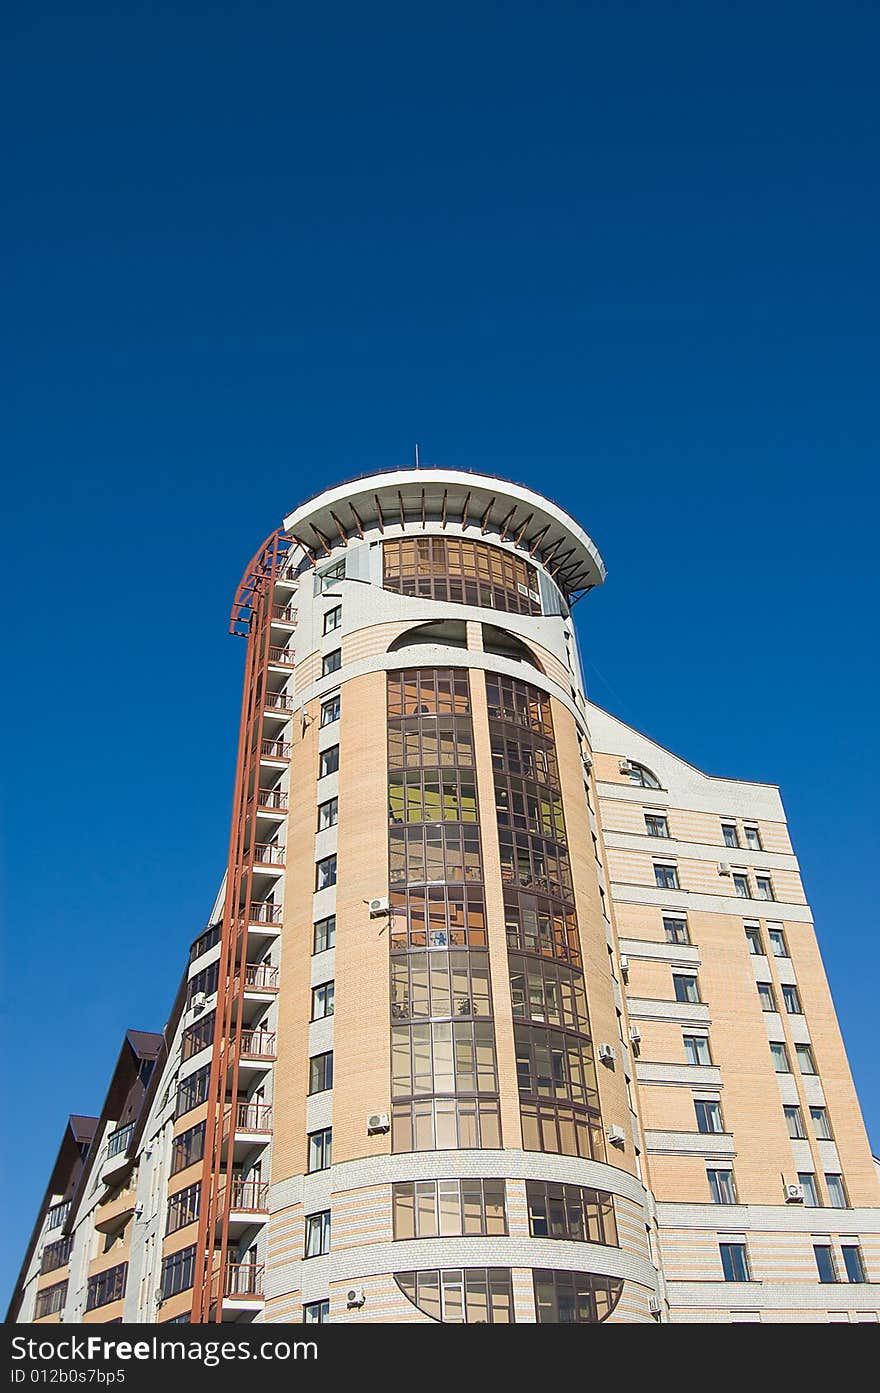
414, 443, 420, 468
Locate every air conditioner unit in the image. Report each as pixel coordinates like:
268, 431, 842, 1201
648, 1296, 663, 1316
629, 1024, 642, 1043
607, 1124, 626, 1149
346, 1286, 366, 1309
597, 1043, 616, 1066
717, 862, 731, 876
191, 991, 207, 1012
581, 754, 593, 773
134, 1202, 144, 1218
784, 1183, 805, 1204
619, 955, 630, 980
366, 1112, 390, 1135
618, 759, 632, 774
368, 896, 390, 917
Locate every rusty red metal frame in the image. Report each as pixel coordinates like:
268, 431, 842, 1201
191, 528, 293, 1321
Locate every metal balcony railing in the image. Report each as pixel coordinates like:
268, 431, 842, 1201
260, 738, 291, 760
253, 842, 285, 866
271, 603, 298, 623
268, 645, 296, 667
106, 1123, 135, 1159
248, 902, 282, 924
264, 691, 295, 713
224, 1262, 264, 1298
238, 1029, 277, 1060
231, 1101, 273, 1133
228, 1179, 270, 1212
45, 1201, 71, 1231
255, 787, 288, 812
244, 963, 280, 991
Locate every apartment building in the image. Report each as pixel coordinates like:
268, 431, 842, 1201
8, 467, 880, 1324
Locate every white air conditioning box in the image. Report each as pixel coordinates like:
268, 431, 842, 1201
368, 896, 390, 917
785, 1183, 805, 1204
346, 1286, 366, 1308
597, 1043, 616, 1065
649, 1296, 663, 1315
717, 862, 731, 876
191, 991, 207, 1012
367, 1112, 390, 1135
619, 955, 630, 980
629, 1024, 642, 1043
607, 1124, 626, 1148
618, 759, 632, 774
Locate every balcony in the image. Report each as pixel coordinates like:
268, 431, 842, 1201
189, 923, 222, 965
243, 963, 279, 992
45, 1201, 71, 1232
271, 603, 298, 624
263, 691, 295, 714
268, 645, 296, 667
260, 738, 291, 761
255, 787, 288, 813
226, 1179, 270, 1223
253, 842, 285, 868
222, 1262, 265, 1316
248, 902, 282, 925
101, 1123, 135, 1182
233, 1030, 276, 1076
224, 1101, 273, 1143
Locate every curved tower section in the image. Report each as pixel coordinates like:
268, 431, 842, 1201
190, 469, 660, 1323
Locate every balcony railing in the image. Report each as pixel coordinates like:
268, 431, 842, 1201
238, 1029, 277, 1060
224, 1262, 264, 1298
272, 603, 298, 623
106, 1123, 135, 1159
45, 1201, 71, 1231
255, 787, 288, 812
244, 963, 280, 991
253, 842, 285, 866
248, 902, 282, 924
264, 691, 295, 713
230, 1101, 273, 1133
268, 645, 296, 667
260, 738, 291, 760
227, 1179, 270, 1213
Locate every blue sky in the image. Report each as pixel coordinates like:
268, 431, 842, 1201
2, 1, 878, 1302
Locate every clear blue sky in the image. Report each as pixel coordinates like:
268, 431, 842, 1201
2, 1, 878, 1302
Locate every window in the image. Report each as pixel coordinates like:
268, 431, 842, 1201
627, 762, 661, 789
392, 1097, 502, 1153
313, 915, 336, 954
757, 982, 776, 1011
770, 1041, 791, 1073
304, 1210, 331, 1258
533, 1270, 622, 1324
40, 1237, 73, 1274
720, 1243, 751, 1282
664, 917, 689, 944
309, 1051, 333, 1093
303, 1299, 330, 1322
323, 605, 342, 634
768, 927, 788, 958
86, 1262, 128, 1310
395, 949, 493, 1023
181, 1010, 215, 1061
744, 825, 762, 850
320, 694, 340, 727
383, 536, 542, 616
170, 1122, 205, 1175
166, 1182, 200, 1234
745, 926, 763, 956
733, 873, 750, 899
755, 876, 774, 901
784, 1105, 806, 1140
174, 1063, 210, 1119
395, 1267, 516, 1323
526, 1182, 617, 1245
317, 796, 338, 831
311, 981, 335, 1020
684, 1034, 712, 1066
842, 1245, 866, 1283
695, 1100, 724, 1134
782, 984, 802, 1014
825, 1174, 848, 1209
798, 1172, 820, 1206
673, 973, 700, 1004
159, 1246, 196, 1300
796, 1043, 817, 1075
654, 863, 679, 890
315, 855, 337, 890
708, 1169, 738, 1204
308, 1128, 332, 1173
393, 1179, 508, 1239
645, 813, 669, 838
722, 824, 740, 849
322, 648, 341, 676
814, 1244, 837, 1284
34, 1282, 67, 1318
395, 1020, 498, 1098
319, 744, 339, 778
187, 959, 219, 1004
509, 954, 586, 1031
314, 558, 345, 594
810, 1107, 833, 1140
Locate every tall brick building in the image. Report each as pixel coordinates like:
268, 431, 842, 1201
10, 468, 880, 1324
